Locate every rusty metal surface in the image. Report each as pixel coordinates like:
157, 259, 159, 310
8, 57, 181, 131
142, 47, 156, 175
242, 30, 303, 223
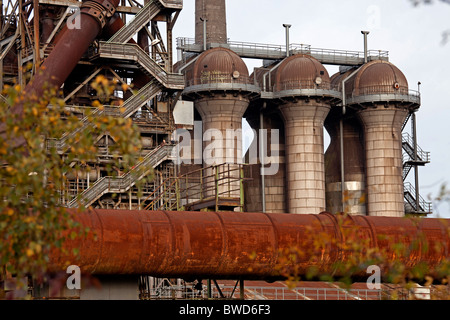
353, 60, 408, 96
29, 0, 120, 92
275, 54, 330, 91
48, 209, 450, 280
1, 0, 120, 148
191, 47, 249, 86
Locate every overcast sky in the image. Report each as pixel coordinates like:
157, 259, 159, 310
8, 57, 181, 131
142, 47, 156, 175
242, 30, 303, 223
172, 0, 450, 218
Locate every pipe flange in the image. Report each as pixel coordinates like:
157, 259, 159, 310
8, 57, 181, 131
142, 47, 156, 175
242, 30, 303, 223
81, 0, 116, 28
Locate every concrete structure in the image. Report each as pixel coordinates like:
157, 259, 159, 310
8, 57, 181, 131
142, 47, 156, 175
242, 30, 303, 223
324, 69, 367, 215
275, 54, 339, 214
0, 0, 434, 300
195, 0, 227, 46
183, 47, 258, 201
348, 60, 420, 217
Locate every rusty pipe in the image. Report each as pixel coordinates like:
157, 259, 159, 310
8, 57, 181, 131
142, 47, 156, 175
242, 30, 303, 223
1, 0, 120, 144
27, 0, 119, 97
48, 209, 450, 281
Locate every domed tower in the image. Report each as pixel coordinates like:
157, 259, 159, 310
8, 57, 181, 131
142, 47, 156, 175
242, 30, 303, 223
324, 69, 367, 215
348, 60, 420, 217
183, 47, 259, 200
275, 54, 340, 214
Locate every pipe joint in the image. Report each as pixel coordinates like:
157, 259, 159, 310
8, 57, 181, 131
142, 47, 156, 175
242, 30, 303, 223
81, 0, 116, 28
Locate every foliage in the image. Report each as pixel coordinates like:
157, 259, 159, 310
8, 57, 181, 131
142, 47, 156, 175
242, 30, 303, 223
0, 74, 144, 286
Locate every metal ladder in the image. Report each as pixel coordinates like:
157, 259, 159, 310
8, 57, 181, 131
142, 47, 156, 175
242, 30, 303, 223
67, 144, 175, 208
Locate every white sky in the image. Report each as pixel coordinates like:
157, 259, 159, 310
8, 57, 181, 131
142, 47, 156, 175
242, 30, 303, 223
172, 0, 450, 218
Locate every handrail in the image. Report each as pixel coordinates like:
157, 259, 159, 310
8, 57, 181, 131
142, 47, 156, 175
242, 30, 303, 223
107, 0, 182, 44
67, 144, 175, 208
402, 132, 430, 163
177, 37, 389, 65
404, 182, 432, 214
142, 163, 249, 211
107, 0, 160, 44
98, 41, 184, 89
48, 80, 161, 153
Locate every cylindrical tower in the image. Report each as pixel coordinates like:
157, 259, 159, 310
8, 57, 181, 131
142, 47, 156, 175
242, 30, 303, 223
324, 70, 367, 215
275, 54, 340, 214
348, 60, 420, 217
183, 47, 258, 199
195, 0, 227, 46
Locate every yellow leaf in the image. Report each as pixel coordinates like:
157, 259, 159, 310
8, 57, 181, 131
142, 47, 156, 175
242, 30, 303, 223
26, 248, 34, 257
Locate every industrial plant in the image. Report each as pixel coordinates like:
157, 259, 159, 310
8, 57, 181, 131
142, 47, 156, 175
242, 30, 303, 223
1, 0, 448, 300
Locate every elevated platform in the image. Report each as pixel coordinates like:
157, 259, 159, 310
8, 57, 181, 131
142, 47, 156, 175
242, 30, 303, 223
177, 38, 389, 66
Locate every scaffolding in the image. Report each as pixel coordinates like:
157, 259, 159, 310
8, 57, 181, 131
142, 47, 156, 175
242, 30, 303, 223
0, 0, 185, 208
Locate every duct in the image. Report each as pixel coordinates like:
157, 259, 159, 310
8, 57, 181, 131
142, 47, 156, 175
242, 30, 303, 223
48, 209, 450, 281
0, 0, 120, 147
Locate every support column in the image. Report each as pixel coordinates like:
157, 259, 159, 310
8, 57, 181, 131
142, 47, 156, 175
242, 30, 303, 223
195, 95, 248, 199
280, 102, 330, 214
358, 107, 408, 217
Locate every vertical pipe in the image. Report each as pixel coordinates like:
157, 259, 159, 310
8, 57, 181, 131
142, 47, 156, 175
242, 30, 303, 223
283, 24, 291, 57
200, 17, 207, 51
167, 14, 173, 72
33, 0, 40, 67
260, 107, 266, 213
339, 117, 345, 212
361, 31, 370, 64
412, 112, 420, 212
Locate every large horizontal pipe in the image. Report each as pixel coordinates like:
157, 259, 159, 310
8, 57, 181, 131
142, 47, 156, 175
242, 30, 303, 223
48, 209, 450, 281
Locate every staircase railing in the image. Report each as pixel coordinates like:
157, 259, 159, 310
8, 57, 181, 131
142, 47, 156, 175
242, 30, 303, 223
47, 79, 162, 153
67, 144, 175, 208
98, 42, 184, 90
107, 0, 182, 44
402, 132, 430, 163
404, 182, 432, 214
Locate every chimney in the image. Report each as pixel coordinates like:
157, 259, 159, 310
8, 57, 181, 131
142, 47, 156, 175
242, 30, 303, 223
195, 0, 227, 46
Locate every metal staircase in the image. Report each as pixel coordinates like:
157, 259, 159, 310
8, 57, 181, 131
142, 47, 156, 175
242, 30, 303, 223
67, 144, 175, 208
47, 79, 162, 153
404, 182, 432, 215
98, 41, 184, 90
107, 0, 182, 44
402, 113, 432, 215
402, 132, 430, 181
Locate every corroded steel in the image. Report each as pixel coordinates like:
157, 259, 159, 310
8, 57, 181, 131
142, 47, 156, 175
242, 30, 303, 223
27, 0, 120, 94
0, 0, 120, 148
351, 60, 409, 96
48, 209, 450, 280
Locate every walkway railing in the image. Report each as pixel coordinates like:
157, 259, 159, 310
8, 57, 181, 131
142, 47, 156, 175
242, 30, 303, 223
141, 163, 249, 211
404, 182, 432, 214
177, 37, 389, 66
98, 41, 184, 90
107, 0, 182, 44
67, 144, 175, 208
